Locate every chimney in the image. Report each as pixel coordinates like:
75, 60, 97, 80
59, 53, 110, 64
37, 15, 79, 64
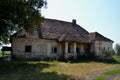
72, 19, 76, 26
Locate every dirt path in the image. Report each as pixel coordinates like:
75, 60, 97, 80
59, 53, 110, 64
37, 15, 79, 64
75, 72, 120, 80
84, 68, 118, 80
106, 74, 120, 80
85, 72, 103, 80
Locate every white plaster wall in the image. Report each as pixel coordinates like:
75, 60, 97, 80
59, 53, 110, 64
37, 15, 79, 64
94, 41, 113, 58
12, 38, 58, 59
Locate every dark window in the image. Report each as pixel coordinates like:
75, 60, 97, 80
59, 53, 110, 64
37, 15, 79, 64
68, 47, 70, 53
54, 47, 57, 53
25, 46, 32, 52
76, 47, 80, 53
99, 47, 101, 50
103, 47, 105, 50
52, 47, 57, 53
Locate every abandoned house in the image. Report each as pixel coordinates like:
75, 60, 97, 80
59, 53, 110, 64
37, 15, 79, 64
10, 19, 113, 59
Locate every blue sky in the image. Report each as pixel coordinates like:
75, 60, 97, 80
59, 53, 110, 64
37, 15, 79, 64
0, 0, 119, 50
42, 0, 120, 47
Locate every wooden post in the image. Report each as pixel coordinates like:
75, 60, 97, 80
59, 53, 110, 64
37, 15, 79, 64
74, 43, 76, 53
73, 43, 77, 59
47, 43, 51, 57
65, 42, 68, 53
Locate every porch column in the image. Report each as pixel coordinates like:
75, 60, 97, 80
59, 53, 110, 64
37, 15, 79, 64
47, 43, 51, 57
73, 43, 76, 53
59, 44, 62, 54
73, 43, 77, 59
59, 44, 62, 57
80, 45, 84, 55
65, 42, 68, 53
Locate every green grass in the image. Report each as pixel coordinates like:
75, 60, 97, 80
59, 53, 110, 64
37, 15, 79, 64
94, 68, 120, 80
1, 55, 120, 80
93, 55, 120, 80
93, 69, 120, 80
113, 55, 120, 63
104, 68, 120, 75
93, 75, 106, 80
0, 61, 76, 80
0, 60, 117, 80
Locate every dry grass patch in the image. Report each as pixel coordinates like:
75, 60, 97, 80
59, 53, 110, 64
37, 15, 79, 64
41, 61, 116, 78
0, 60, 119, 80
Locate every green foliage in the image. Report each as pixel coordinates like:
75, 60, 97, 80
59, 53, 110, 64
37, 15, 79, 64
112, 49, 116, 55
0, 0, 47, 43
77, 53, 96, 61
0, 52, 2, 57
115, 43, 120, 56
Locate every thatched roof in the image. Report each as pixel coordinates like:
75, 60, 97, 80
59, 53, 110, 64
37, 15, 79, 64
89, 32, 113, 42
40, 19, 89, 43
11, 18, 113, 43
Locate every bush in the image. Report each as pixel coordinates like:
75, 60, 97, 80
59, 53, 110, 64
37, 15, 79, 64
77, 52, 96, 61
115, 43, 120, 56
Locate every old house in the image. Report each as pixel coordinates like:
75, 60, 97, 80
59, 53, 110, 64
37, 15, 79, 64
11, 19, 113, 59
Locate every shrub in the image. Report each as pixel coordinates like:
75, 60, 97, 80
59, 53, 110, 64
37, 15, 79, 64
115, 43, 120, 56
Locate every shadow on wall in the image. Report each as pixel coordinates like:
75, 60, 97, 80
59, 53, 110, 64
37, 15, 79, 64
0, 61, 75, 80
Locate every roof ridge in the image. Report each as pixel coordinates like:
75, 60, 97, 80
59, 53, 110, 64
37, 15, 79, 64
89, 32, 113, 42
45, 18, 73, 24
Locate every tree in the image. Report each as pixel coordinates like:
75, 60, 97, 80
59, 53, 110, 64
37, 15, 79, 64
112, 49, 115, 55
115, 43, 120, 56
0, 0, 47, 44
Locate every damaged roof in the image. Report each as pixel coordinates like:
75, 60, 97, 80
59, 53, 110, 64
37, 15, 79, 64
11, 18, 113, 43
40, 19, 89, 43
89, 32, 113, 42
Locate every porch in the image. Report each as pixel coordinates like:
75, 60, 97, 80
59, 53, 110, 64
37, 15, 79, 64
58, 42, 90, 60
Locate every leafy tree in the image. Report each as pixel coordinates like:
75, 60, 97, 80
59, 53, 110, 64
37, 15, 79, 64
112, 49, 115, 55
0, 0, 47, 44
115, 43, 120, 56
